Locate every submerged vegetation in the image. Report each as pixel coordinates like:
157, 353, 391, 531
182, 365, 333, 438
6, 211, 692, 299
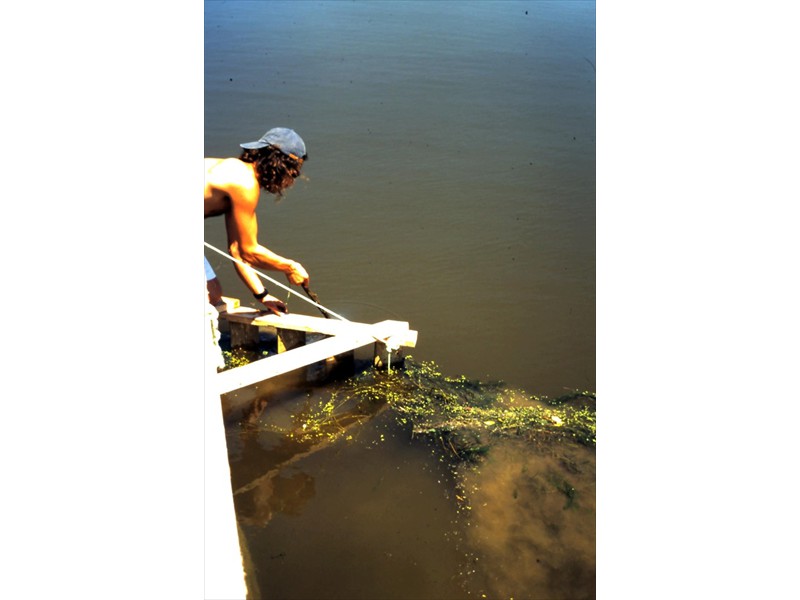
341, 358, 595, 455
251, 357, 595, 459
221, 347, 270, 370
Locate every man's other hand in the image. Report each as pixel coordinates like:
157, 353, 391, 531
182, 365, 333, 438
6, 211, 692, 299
259, 295, 289, 316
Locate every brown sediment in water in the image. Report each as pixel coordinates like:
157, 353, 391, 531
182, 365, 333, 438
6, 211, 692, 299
454, 437, 596, 600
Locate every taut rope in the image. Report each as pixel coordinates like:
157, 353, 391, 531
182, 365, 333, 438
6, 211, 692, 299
204, 242, 400, 367
204, 241, 350, 322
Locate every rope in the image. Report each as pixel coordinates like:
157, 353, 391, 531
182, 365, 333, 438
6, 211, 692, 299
204, 241, 351, 322
204, 242, 399, 365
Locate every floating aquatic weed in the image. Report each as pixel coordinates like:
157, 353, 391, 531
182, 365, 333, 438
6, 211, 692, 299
280, 391, 387, 445
326, 357, 596, 459
220, 347, 270, 371
226, 355, 595, 454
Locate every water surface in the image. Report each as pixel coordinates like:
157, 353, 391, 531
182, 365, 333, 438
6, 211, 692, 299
205, 0, 595, 396
206, 2, 596, 598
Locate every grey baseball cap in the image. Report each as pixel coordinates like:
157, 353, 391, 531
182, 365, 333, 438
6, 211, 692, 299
239, 127, 307, 159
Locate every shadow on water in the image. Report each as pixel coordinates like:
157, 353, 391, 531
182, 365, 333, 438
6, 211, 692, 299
223, 357, 595, 600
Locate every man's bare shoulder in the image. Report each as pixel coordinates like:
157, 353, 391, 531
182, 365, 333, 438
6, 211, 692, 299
205, 157, 252, 183
205, 157, 259, 198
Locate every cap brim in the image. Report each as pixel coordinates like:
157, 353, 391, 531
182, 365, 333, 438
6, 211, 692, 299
239, 141, 269, 150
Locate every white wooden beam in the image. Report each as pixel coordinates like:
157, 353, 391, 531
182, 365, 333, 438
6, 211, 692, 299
220, 304, 417, 348
215, 320, 409, 395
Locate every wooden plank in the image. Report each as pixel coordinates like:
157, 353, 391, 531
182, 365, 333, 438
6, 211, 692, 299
382, 328, 418, 349
277, 328, 306, 353
216, 326, 393, 395
221, 307, 417, 348
229, 321, 260, 348
223, 310, 373, 336
217, 296, 240, 311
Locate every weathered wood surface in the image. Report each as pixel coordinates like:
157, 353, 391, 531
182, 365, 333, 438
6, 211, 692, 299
215, 319, 413, 395
219, 304, 418, 349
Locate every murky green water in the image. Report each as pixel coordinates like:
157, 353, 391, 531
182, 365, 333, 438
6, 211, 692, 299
206, 1, 595, 598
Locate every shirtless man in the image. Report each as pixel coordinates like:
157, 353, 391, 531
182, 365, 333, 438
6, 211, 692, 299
205, 127, 310, 315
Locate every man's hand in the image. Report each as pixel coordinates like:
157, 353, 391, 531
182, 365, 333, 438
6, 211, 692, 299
287, 261, 310, 286
259, 294, 289, 316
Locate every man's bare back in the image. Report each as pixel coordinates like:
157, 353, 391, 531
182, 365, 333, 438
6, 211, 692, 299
204, 143, 309, 315
204, 157, 258, 218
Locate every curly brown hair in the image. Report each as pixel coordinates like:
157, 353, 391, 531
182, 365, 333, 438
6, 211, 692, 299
239, 146, 306, 196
